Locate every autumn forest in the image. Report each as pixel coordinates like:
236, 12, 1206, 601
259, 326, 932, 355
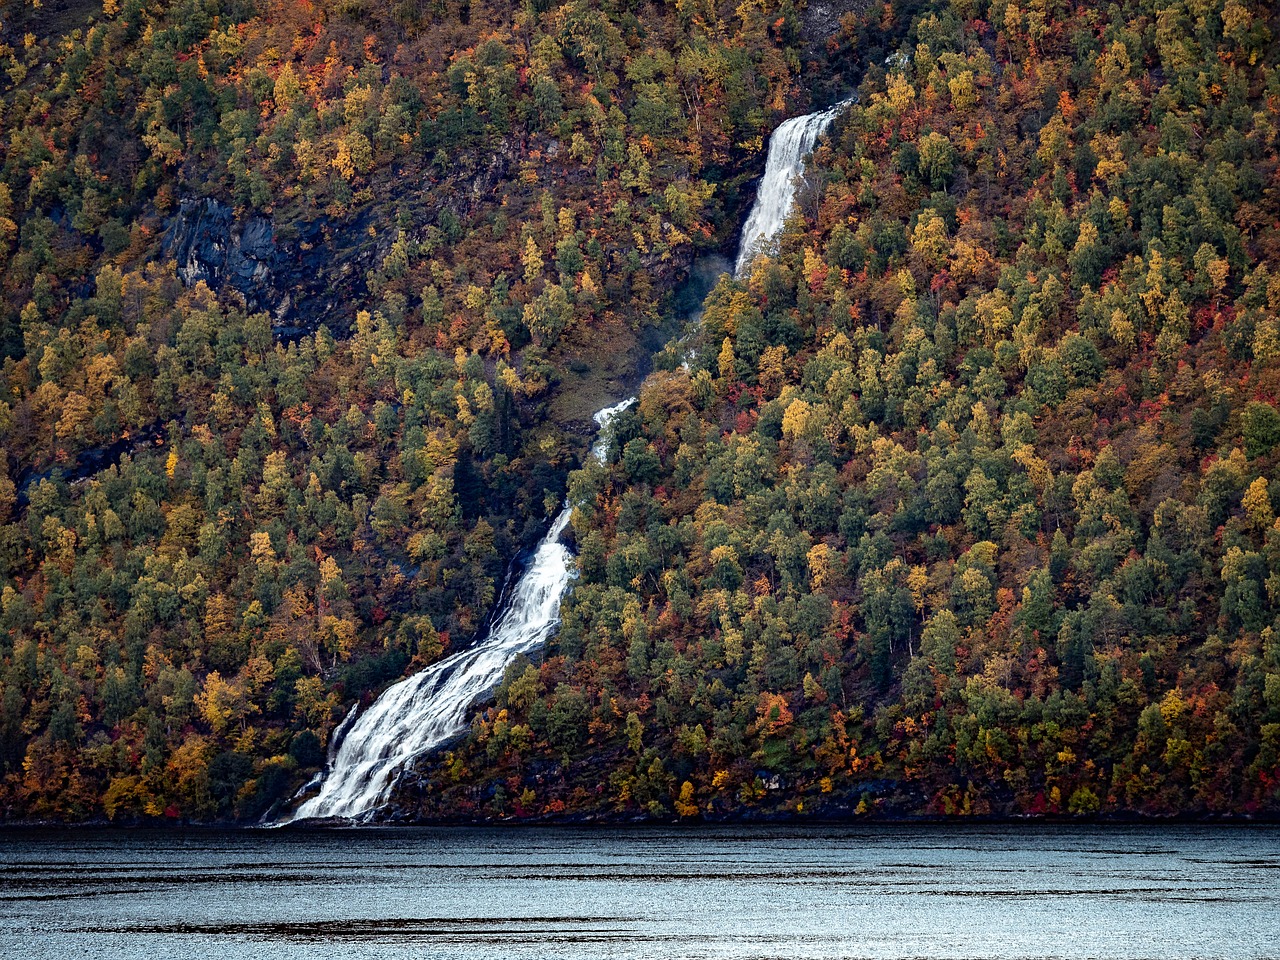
0, 0, 1278, 823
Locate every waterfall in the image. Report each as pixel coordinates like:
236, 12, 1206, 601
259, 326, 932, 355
733, 100, 850, 279
283, 398, 636, 823
281, 99, 846, 824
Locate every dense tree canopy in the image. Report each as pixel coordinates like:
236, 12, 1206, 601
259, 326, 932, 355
3, 0, 1279, 824
412, 0, 1280, 822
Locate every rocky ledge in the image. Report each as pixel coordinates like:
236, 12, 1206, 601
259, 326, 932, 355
163, 197, 380, 336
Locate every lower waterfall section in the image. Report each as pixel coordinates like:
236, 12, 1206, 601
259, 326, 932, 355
284, 399, 636, 823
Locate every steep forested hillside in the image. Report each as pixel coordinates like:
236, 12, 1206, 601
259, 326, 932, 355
0, 0, 853, 820
3, 0, 1279, 825
402, 0, 1280, 821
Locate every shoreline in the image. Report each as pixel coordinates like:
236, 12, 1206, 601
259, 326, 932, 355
6, 809, 1280, 830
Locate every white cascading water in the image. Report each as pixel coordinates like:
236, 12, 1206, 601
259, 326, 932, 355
734, 99, 850, 278
285, 398, 635, 823
284, 99, 847, 824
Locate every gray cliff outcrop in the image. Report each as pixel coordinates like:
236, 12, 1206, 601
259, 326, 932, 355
163, 197, 379, 335
161, 141, 520, 335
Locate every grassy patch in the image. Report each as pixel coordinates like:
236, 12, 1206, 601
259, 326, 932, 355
547, 320, 642, 426
4, 0, 101, 43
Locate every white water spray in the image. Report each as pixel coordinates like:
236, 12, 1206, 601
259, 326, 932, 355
734, 100, 850, 278
284, 399, 635, 822
284, 99, 847, 823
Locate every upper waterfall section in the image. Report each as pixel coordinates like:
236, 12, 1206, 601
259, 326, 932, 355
733, 100, 851, 279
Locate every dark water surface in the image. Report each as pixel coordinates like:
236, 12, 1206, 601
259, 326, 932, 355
2, 824, 1277, 959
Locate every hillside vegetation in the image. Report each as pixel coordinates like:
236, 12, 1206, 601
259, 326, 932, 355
2, 0, 1279, 824
408, 0, 1280, 821
0, 0, 834, 820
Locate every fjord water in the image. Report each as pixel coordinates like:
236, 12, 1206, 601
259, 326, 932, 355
5, 825, 1277, 959
286, 100, 847, 823
288, 399, 636, 823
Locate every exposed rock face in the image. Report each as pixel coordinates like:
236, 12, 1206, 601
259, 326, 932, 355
167, 199, 273, 297
161, 138, 700, 342
799, 0, 880, 103
163, 197, 378, 335
166, 199, 270, 307
162, 144, 519, 335
801, 0, 875, 50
